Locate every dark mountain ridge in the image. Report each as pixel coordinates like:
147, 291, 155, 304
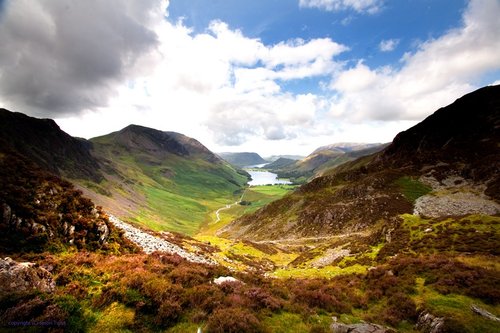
0, 108, 102, 182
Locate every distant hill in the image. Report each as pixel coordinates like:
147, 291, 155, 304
265, 155, 304, 162
222, 85, 500, 241
265, 157, 296, 170
267, 142, 387, 183
218, 152, 267, 167
311, 142, 383, 154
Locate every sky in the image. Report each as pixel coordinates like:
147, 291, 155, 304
0, 0, 499, 156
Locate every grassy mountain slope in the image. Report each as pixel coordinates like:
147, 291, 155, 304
86, 125, 249, 235
0, 111, 249, 235
223, 85, 500, 241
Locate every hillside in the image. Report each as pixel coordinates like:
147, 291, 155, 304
1, 87, 499, 333
265, 157, 296, 169
219, 152, 267, 167
267, 142, 387, 183
222, 85, 500, 241
0, 109, 103, 182
0, 111, 250, 235
0, 147, 134, 254
86, 125, 249, 234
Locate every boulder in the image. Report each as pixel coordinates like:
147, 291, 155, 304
331, 322, 394, 333
0, 257, 55, 295
415, 311, 445, 333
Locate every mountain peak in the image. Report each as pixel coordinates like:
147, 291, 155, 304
0, 108, 102, 181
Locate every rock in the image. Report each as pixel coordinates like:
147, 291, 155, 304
213, 276, 241, 285
331, 322, 394, 333
1, 203, 12, 225
0, 257, 55, 295
96, 221, 109, 243
31, 222, 47, 234
414, 192, 500, 218
108, 215, 216, 265
415, 311, 445, 333
470, 304, 500, 322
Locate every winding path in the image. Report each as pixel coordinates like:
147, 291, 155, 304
214, 193, 246, 223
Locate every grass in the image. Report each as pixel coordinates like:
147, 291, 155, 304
85, 141, 249, 235
198, 184, 296, 236
195, 235, 298, 271
272, 264, 368, 279
394, 176, 432, 202
90, 302, 135, 333
261, 313, 309, 332
422, 290, 500, 333
261, 313, 332, 333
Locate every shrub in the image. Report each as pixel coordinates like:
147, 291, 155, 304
155, 299, 182, 328
381, 292, 417, 326
206, 307, 263, 333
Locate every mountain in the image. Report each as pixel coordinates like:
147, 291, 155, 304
311, 142, 383, 154
0, 109, 103, 182
222, 85, 500, 241
266, 142, 388, 183
265, 154, 304, 162
264, 157, 296, 170
219, 152, 267, 167
78, 125, 249, 234
0, 112, 249, 235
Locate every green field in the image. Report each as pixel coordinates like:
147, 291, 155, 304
198, 184, 297, 236
86, 135, 249, 235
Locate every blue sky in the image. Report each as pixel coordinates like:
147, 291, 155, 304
0, 0, 499, 156
169, 0, 466, 68
167, 0, 472, 97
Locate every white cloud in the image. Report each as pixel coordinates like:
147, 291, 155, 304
5, 0, 499, 157
0, 0, 166, 117
54, 9, 348, 153
299, 0, 384, 14
329, 0, 500, 122
379, 38, 399, 52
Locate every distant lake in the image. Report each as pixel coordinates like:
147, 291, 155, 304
245, 164, 292, 186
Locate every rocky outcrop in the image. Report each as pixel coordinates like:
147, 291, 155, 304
414, 174, 500, 218
415, 311, 445, 333
0, 257, 55, 295
414, 192, 500, 218
331, 321, 394, 333
1, 202, 111, 248
109, 215, 215, 265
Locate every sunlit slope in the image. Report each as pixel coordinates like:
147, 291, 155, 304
224, 85, 500, 241
86, 125, 249, 235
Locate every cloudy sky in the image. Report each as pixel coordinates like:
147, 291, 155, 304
0, 0, 499, 156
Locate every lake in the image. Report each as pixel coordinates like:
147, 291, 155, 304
245, 164, 292, 186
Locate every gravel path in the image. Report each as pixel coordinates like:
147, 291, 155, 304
109, 215, 216, 265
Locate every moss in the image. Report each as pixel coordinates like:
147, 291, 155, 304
394, 176, 432, 202
272, 264, 367, 279
90, 302, 135, 333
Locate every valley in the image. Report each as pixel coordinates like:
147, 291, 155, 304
0, 86, 499, 332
